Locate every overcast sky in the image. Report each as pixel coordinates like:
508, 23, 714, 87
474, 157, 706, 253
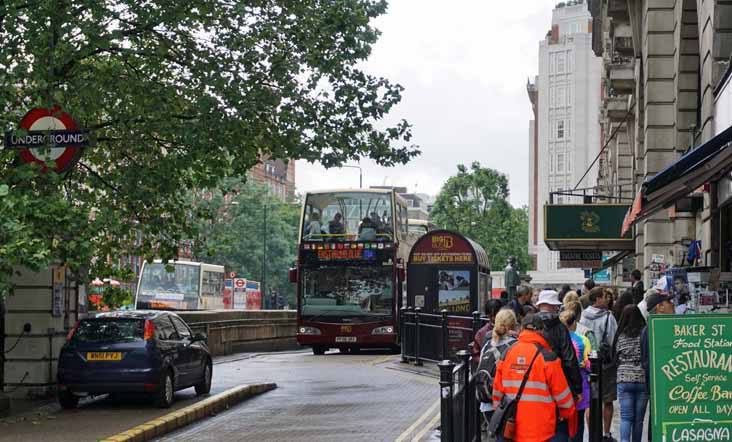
296, 1, 556, 207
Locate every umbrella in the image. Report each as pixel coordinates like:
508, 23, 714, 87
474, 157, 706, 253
109, 279, 121, 287
91, 278, 104, 287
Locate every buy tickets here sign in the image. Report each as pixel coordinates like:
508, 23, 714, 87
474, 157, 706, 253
649, 314, 732, 442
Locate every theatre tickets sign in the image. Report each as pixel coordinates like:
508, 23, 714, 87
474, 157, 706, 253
4, 107, 91, 172
649, 314, 732, 442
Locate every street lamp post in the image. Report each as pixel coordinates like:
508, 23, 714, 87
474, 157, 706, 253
340, 165, 363, 188
261, 204, 267, 309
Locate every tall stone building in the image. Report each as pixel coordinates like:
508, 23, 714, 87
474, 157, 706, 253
528, 1, 603, 284
591, 0, 732, 284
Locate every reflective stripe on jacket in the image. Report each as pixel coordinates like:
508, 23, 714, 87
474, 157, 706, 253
492, 330, 576, 442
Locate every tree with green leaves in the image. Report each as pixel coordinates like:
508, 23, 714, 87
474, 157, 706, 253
190, 178, 300, 307
0, 1, 418, 295
430, 162, 531, 273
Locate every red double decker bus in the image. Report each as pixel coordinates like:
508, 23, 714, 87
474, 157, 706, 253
293, 188, 414, 354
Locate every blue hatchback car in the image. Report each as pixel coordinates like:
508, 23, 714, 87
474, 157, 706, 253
57, 310, 212, 409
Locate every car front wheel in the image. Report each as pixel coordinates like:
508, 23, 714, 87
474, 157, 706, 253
195, 361, 212, 396
155, 371, 174, 408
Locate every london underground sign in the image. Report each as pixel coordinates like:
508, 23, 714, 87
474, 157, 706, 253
3, 107, 90, 173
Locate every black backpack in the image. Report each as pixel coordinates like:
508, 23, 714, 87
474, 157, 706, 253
475, 337, 516, 403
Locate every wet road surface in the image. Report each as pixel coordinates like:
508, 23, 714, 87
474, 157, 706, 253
0, 350, 440, 442
154, 350, 440, 442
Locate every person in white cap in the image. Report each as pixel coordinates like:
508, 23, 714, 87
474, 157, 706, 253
536, 289, 583, 442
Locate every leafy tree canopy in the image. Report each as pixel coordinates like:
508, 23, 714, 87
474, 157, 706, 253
0, 1, 417, 294
191, 178, 299, 306
430, 162, 531, 273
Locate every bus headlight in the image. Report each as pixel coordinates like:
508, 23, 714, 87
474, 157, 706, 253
372, 326, 394, 335
299, 326, 321, 335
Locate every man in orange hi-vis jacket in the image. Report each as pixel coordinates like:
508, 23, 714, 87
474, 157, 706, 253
492, 314, 576, 442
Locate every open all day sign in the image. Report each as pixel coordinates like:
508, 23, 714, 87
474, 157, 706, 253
649, 314, 732, 442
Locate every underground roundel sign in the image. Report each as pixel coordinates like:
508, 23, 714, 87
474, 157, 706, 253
4, 107, 89, 173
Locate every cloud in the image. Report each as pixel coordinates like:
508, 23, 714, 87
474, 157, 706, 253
296, 0, 555, 207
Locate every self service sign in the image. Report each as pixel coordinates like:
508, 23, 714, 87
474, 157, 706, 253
3, 107, 90, 172
648, 314, 732, 442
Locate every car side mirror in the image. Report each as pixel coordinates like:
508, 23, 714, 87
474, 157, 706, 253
192, 332, 207, 343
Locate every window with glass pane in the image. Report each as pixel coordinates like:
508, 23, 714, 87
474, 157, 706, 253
557, 54, 565, 73
301, 266, 393, 322
138, 263, 201, 308
557, 120, 565, 138
557, 153, 565, 173
303, 192, 394, 242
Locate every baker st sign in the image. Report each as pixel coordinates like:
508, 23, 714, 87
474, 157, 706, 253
649, 314, 732, 442
3, 107, 91, 173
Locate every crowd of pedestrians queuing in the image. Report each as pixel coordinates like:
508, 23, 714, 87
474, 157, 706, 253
472, 272, 677, 442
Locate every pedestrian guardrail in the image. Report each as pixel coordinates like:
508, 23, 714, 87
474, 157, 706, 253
588, 354, 603, 442
399, 307, 486, 364
438, 350, 482, 442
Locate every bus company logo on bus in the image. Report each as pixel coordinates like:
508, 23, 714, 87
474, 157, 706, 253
431, 235, 454, 251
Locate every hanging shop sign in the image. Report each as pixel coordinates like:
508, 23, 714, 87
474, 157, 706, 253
3, 107, 91, 173
544, 204, 634, 250
559, 250, 602, 269
648, 314, 732, 442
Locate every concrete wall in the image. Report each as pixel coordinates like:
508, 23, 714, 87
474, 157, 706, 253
4, 266, 83, 399
178, 310, 298, 357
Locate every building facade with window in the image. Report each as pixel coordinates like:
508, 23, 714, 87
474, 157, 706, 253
528, 0, 602, 278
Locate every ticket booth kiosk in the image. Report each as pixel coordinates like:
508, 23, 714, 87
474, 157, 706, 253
406, 230, 491, 360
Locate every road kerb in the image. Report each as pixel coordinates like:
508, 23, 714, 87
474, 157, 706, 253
99, 383, 276, 442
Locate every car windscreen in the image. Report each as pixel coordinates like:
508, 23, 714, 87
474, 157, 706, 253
73, 319, 145, 343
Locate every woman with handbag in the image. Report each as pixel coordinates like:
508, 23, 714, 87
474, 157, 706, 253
490, 314, 576, 442
613, 305, 648, 442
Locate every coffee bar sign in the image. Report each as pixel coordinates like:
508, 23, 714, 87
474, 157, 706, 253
648, 314, 732, 442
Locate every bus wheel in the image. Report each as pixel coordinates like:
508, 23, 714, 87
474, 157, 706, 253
312, 346, 325, 355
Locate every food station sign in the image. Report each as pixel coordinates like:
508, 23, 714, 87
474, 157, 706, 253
649, 314, 732, 442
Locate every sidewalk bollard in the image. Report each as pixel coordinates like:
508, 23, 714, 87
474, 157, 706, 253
588, 355, 603, 442
458, 350, 471, 439
441, 309, 449, 360
400, 307, 409, 364
439, 360, 455, 442
414, 307, 423, 366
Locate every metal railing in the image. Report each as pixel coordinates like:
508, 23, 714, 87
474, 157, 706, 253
399, 307, 484, 364
439, 350, 482, 442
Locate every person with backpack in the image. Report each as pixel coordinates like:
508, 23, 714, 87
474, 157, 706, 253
491, 314, 576, 442
560, 310, 591, 442
470, 299, 505, 363
579, 287, 619, 442
614, 305, 647, 442
476, 309, 517, 423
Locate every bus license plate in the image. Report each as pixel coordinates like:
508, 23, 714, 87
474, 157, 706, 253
87, 352, 122, 361
335, 337, 357, 343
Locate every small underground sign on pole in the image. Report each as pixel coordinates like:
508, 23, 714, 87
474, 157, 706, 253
3, 107, 92, 173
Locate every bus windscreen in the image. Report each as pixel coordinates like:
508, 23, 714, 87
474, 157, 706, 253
300, 266, 393, 322
302, 192, 394, 242
137, 263, 201, 310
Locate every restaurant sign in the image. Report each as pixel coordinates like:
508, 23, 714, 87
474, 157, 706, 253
649, 314, 732, 442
